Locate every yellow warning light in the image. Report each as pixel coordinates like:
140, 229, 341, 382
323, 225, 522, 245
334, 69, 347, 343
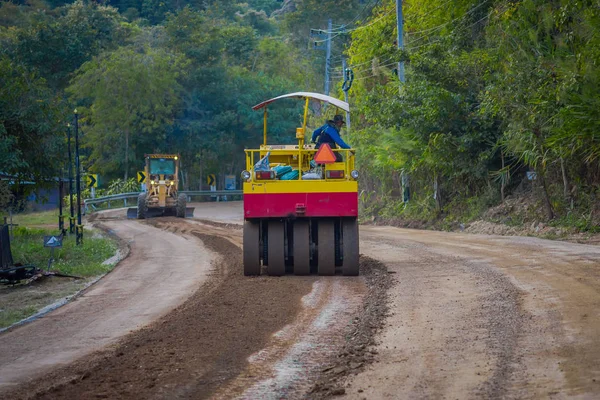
313, 143, 337, 164
174, 156, 178, 160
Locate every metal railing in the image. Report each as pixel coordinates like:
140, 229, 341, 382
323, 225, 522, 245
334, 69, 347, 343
84, 190, 243, 210
183, 190, 243, 197
84, 192, 139, 209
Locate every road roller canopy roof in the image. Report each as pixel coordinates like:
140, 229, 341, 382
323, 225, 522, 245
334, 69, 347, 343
252, 92, 350, 113
252, 92, 350, 147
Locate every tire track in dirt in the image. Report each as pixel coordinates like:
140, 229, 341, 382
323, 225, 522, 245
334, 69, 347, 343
3, 214, 393, 400
0, 219, 212, 395
336, 236, 530, 399
2, 220, 315, 400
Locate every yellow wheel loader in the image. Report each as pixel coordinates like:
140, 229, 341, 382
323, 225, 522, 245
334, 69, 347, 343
127, 154, 194, 219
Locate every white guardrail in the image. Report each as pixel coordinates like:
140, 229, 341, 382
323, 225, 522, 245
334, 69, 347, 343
84, 190, 243, 210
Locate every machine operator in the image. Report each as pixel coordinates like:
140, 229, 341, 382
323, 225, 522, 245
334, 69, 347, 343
311, 114, 350, 162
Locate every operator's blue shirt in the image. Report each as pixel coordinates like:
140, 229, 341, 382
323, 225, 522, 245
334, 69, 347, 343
311, 124, 351, 149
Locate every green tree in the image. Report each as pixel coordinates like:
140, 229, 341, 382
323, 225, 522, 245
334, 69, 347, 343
0, 55, 65, 182
3, 0, 127, 88
68, 45, 187, 180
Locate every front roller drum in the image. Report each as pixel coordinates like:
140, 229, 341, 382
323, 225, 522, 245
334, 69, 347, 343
342, 218, 359, 276
267, 220, 285, 276
317, 219, 335, 275
243, 220, 261, 276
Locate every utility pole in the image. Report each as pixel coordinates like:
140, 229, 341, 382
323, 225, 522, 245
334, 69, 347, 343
396, 0, 405, 84
397, 0, 410, 204
324, 18, 333, 96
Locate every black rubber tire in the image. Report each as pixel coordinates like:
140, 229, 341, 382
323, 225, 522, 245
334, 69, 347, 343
267, 220, 285, 276
243, 220, 261, 276
293, 220, 310, 275
137, 193, 147, 219
317, 219, 335, 275
342, 217, 359, 276
176, 193, 186, 218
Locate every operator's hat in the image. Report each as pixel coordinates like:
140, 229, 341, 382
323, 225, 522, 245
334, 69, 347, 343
333, 114, 346, 125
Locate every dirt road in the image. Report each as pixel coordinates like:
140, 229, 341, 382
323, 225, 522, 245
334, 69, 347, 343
1, 202, 599, 399
340, 227, 600, 399
0, 219, 214, 392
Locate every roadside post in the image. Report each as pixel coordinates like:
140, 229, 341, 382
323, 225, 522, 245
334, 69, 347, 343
208, 174, 217, 201
86, 174, 98, 199
74, 109, 83, 245
224, 175, 236, 202
44, 234, 63, 272
137, 171, 146, 190
86, 174, 98, 211
137, 171, 146, 201
58, 176, 66, 236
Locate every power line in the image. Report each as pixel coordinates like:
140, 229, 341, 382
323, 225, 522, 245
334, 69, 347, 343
405, 4, 510, 51
344, 57, 397, 75
343, 11, 390, 35
313, 0, 384, 41
333, 2, 511, 84
406, 0, 492, 46
328, 0, 382, 33
346, 6, 511, 81
408, 0, 455, 20
340, 1, 489, 74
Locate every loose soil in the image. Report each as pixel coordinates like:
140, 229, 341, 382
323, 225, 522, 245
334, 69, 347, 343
339, 226, 600, 399
3, 202, 600, 399
0, 230, 315, 400
308, 256, 393, 398
0, 219, 213, 393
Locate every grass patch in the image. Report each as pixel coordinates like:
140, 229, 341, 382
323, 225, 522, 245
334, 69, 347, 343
0, 306, 38, 328
549, 212, 600, 233
3, 209, 60, 227
0, 222, 118, 329
10, 226, 117, 277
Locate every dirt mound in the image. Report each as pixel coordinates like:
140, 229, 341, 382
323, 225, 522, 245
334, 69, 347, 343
465, 220, 523, 236
308, 256, 393, 398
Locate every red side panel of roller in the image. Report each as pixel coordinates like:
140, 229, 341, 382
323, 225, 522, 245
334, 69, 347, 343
244, 192, 358, 218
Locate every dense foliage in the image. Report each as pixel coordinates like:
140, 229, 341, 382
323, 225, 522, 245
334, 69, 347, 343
1, 0, 599, 228
0, 0, 352, 191
346, 0, 600, 226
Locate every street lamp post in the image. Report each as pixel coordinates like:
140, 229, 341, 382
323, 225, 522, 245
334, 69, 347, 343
67, 123, 75, 234
74, 110, 83, 245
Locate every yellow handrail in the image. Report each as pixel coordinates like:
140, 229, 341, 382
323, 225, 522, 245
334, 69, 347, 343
263, 107, 268, 146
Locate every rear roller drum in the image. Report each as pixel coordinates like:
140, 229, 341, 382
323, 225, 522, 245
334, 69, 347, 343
342, 218, 359, 276
293, 220, 310, 275
317, 219, 335, 275
243, 220, 261, 276
267, 220, 285, 276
